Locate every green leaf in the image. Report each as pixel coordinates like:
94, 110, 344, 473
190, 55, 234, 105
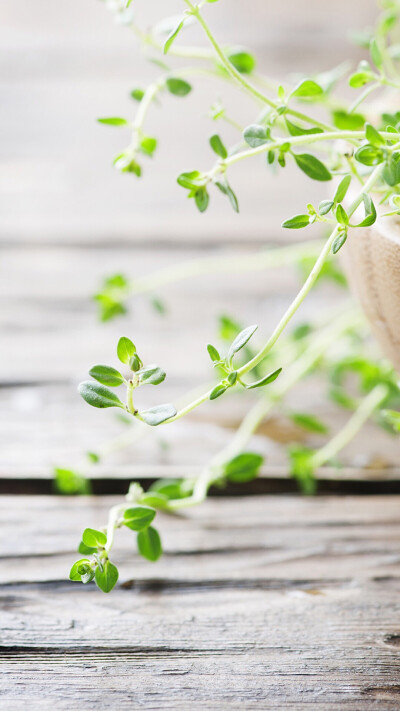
370, 38, 383, 69
285, 118, 322, 136
95, 560, 119, 593
246, 367, 282, 389
139, 403, 177, 426
97, 117, 129, 127
163, 19, 184, 54
332, 109, 365, 131
117, 336, 136, 364
227, 50, 255, 74
355, 143, 384, 166
137, 526, 162, 561
130, 88, 144, 102
78, 381, 124, 409
54, 467, 89, 495
140, 136, 157, 156
318, 200, 334, 216
139, 491, 169, 509
333, 175, 352, 204
332, 231, 348, 254
335, 204, 349, 226
282, 214, 310, 229
123, 506, 156, 531
228, 324, 258, 361
89, 365, 124, 387
129, 354, 142, 372
291, 79, 324, 98
207, 344, 220, 362
194, 187, 209, 213
227, 371, 238, 386
69, 559, 92, 582
209, 383, 228, 400
177, 171, 205, 189
225, 183, 239, 213
138, 365, 166, 386
357, 193, 376, 227
294, 154, 332, 181
349, 71, 373, 88
224, 452, 263, 483
383, 152, 400, 187
381, 409, 400, 432
289, 412, 328, 434
166, 77, 192, 96
243, 124, 269, 148
82, 528, 107, 548
365, 122, 385, 146
149, 478, 188, 500
209, 134, 228, 159
288, 445, 316, 495
78, 541, 97, 555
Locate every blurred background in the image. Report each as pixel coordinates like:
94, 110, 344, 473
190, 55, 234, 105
2, 0, 397, 493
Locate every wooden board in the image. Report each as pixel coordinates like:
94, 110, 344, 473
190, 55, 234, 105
1, 494, 400, 709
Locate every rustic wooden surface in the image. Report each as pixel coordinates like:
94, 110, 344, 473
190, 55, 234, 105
1, 494, 400, 709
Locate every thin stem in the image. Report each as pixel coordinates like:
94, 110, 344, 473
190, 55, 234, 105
348, 82, 380, 114
311, 384, 388, 469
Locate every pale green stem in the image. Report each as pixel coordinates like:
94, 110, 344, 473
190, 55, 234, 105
311, 384, 389, 469
348, 82, 380, 115
161, 163, 383, 424
167, 308, 362, 509
128, 240, 324, 296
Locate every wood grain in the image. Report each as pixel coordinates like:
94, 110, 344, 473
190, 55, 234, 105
1, 495, 400, 709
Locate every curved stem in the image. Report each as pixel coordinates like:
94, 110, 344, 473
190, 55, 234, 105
311, 384, 388, 469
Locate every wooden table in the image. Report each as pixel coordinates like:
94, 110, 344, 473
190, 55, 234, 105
1, 494, 400, 709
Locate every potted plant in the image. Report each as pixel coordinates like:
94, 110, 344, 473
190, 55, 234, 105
67, 0, 400, 593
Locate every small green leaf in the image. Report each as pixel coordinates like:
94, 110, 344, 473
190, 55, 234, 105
130, 88, 144, 101
139, 403, 177, 426
224, 452, 263, 483
78, 541, 97, 555
137, 526, 162, 561
285, 118, 323, 136
78, 382, 124, 409
97, 117, 129, 127
383, 152, 400, 187
227, 371, 238, 386
381, 409, 400, 432
333, 175, 352, 204
365, 122, 385, 146
289, 412, 328, 434
207, 344, 220, 362
332, 231, 348, 254
227, 50, 255, 74
89, 365, 124, 387
225, 183, 239, 213
318, 200, 334, 216
332, 109, 365, 130
370, 38, 383, 69
117, 336, 136, 364
163, 19, 184, 54
291, 80, 324, 98
335, 204, 349, 226
194, 187, 209, 213
166, 77, 192, 96
228, 324, 258, 361
82, 528, 107, 548
282, 214, 310, 229
349, 71, 373, 88
123, 506, 156, 531
138, 365, 166, 386
243, 124, 269, 148
69, 559, 91, 582
294, 154, 332, 181
149, 478, 188, 500
129, 354, 142, 372
54, 467, 89, 495
209, 134, 228, 159
177, 171, 205, 189
139, 491, 169, 508
95, 560, 119, 593
87, 451, 100, 464
209, 383, 228, 400
355, 143, 384, 166
357, 193, 376, 227
140, 136, 157, 156
288, 445, 316, 495
246, 367, 282, 389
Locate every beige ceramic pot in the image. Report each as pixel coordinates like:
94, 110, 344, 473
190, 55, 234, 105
343, 215, 400, 372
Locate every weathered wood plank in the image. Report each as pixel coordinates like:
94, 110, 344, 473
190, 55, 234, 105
0, 495, 399, 709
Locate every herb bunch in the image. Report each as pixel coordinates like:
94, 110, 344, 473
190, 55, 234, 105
68, 0, 400, 592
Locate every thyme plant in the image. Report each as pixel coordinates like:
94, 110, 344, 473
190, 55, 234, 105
69, 0, 400, 592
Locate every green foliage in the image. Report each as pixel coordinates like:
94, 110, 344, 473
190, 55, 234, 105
123, 506, 156, 531
288, 445, 316, 495
293, 154, 332, 181
89, 365, 125, 387
137, 526, 162, 561
289, 412, 328, 435
117, 336, 136, 364
224, 452, 264, 483
139, 403, 177, 425
78, 382, 125, 409
166, 77, 192, 96
95, 560, 119, 593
